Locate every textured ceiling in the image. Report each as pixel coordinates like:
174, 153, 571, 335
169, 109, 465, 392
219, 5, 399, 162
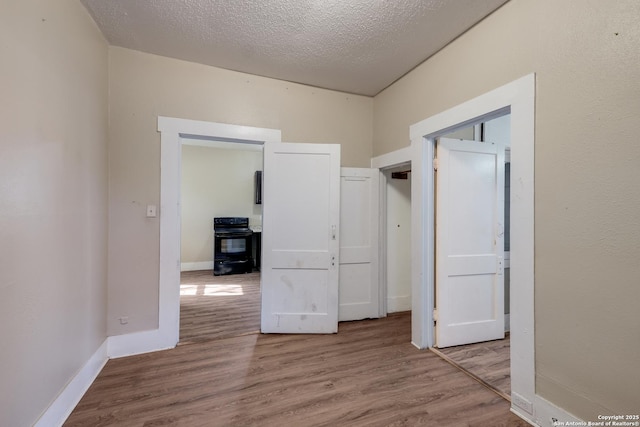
81, 0, 508, 96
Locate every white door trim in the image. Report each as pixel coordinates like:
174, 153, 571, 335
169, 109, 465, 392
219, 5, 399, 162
409, 74, 535, 419
371, 146, 413, 169
114, 117, 282, 356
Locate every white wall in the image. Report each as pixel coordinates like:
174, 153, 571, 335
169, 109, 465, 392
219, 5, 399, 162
0, 1, 108, 425
181, 144, 263, 269
385, 167, 412, 312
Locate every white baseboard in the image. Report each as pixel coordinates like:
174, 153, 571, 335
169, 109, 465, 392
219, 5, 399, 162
505, 313, 511, 332
511, 406, 538, 427
107, 328, 176, 359
531, 395, 582, 427
387, 295, 411, 313
33, 329, 178, 426
34, 339, 109, 427
180, 261, 213, 272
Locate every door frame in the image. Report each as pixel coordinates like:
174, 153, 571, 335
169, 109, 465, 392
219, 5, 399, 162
409, 74, 535, 418
152, 117, 281, 351
371, 146, 413, 319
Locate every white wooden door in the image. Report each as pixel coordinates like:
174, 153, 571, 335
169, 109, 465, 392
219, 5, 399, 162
339, 168, 379, 321
435, 137, 504, 348
261, 142, 341, 333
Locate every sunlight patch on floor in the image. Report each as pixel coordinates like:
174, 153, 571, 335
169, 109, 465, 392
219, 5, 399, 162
180, 284, 245, 296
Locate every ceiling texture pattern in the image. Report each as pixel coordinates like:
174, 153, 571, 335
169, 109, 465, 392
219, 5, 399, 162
81, 0, 508, 96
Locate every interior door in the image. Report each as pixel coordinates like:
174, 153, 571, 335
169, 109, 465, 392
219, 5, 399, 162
435, 137, 504, 348
261, 142, 341, 333
339, 168, 379, 321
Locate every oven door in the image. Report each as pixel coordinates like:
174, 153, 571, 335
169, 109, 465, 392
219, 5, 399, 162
214, 230, 252, 260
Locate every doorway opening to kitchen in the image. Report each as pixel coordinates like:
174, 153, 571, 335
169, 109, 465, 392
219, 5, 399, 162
179, 139, 264, 344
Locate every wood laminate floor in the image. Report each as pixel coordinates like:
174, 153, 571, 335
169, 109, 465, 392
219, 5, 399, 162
433, 335, 511, 400
179, 270, 261, 344
66, 311, 528, 426
67, 271, 526, 426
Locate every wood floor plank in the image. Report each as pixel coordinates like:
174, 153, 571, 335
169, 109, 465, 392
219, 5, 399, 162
178, 271, 260, 344
435, 334, 511, 399
66, 313, 528, 426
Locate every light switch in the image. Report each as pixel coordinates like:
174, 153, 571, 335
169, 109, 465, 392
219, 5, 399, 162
146, 204, 157, 218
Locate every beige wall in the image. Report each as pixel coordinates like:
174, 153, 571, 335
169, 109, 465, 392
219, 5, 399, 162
373, 0, 640, 419
107, 47, 373, 335
0, 1, 108, 425
181, 145, 263, 265
6, 0, 633, 422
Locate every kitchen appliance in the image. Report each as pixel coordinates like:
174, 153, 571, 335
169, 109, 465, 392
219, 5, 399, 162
254, 170, 262, 204
213, 217, 254, 276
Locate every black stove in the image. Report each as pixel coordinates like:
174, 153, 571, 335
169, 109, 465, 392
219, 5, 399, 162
213, 217, 254, 275
214, 217, 251, 234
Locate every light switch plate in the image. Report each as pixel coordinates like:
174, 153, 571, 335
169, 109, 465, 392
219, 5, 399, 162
146, 205, 157, 218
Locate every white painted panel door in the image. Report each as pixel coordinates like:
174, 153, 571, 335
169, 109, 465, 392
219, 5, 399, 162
435, 138, 504, 348
261, 142, 341, 333
339, 168, 379, 321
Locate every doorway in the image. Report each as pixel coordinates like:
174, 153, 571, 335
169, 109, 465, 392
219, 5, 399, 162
157, 120, 377, 345
155, 117, 281, 352
371, 147, 413, 321
430, 115, 512, 399
408, 74, 535, 419
179, 140, 264, 344
383, 164, 412, 315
